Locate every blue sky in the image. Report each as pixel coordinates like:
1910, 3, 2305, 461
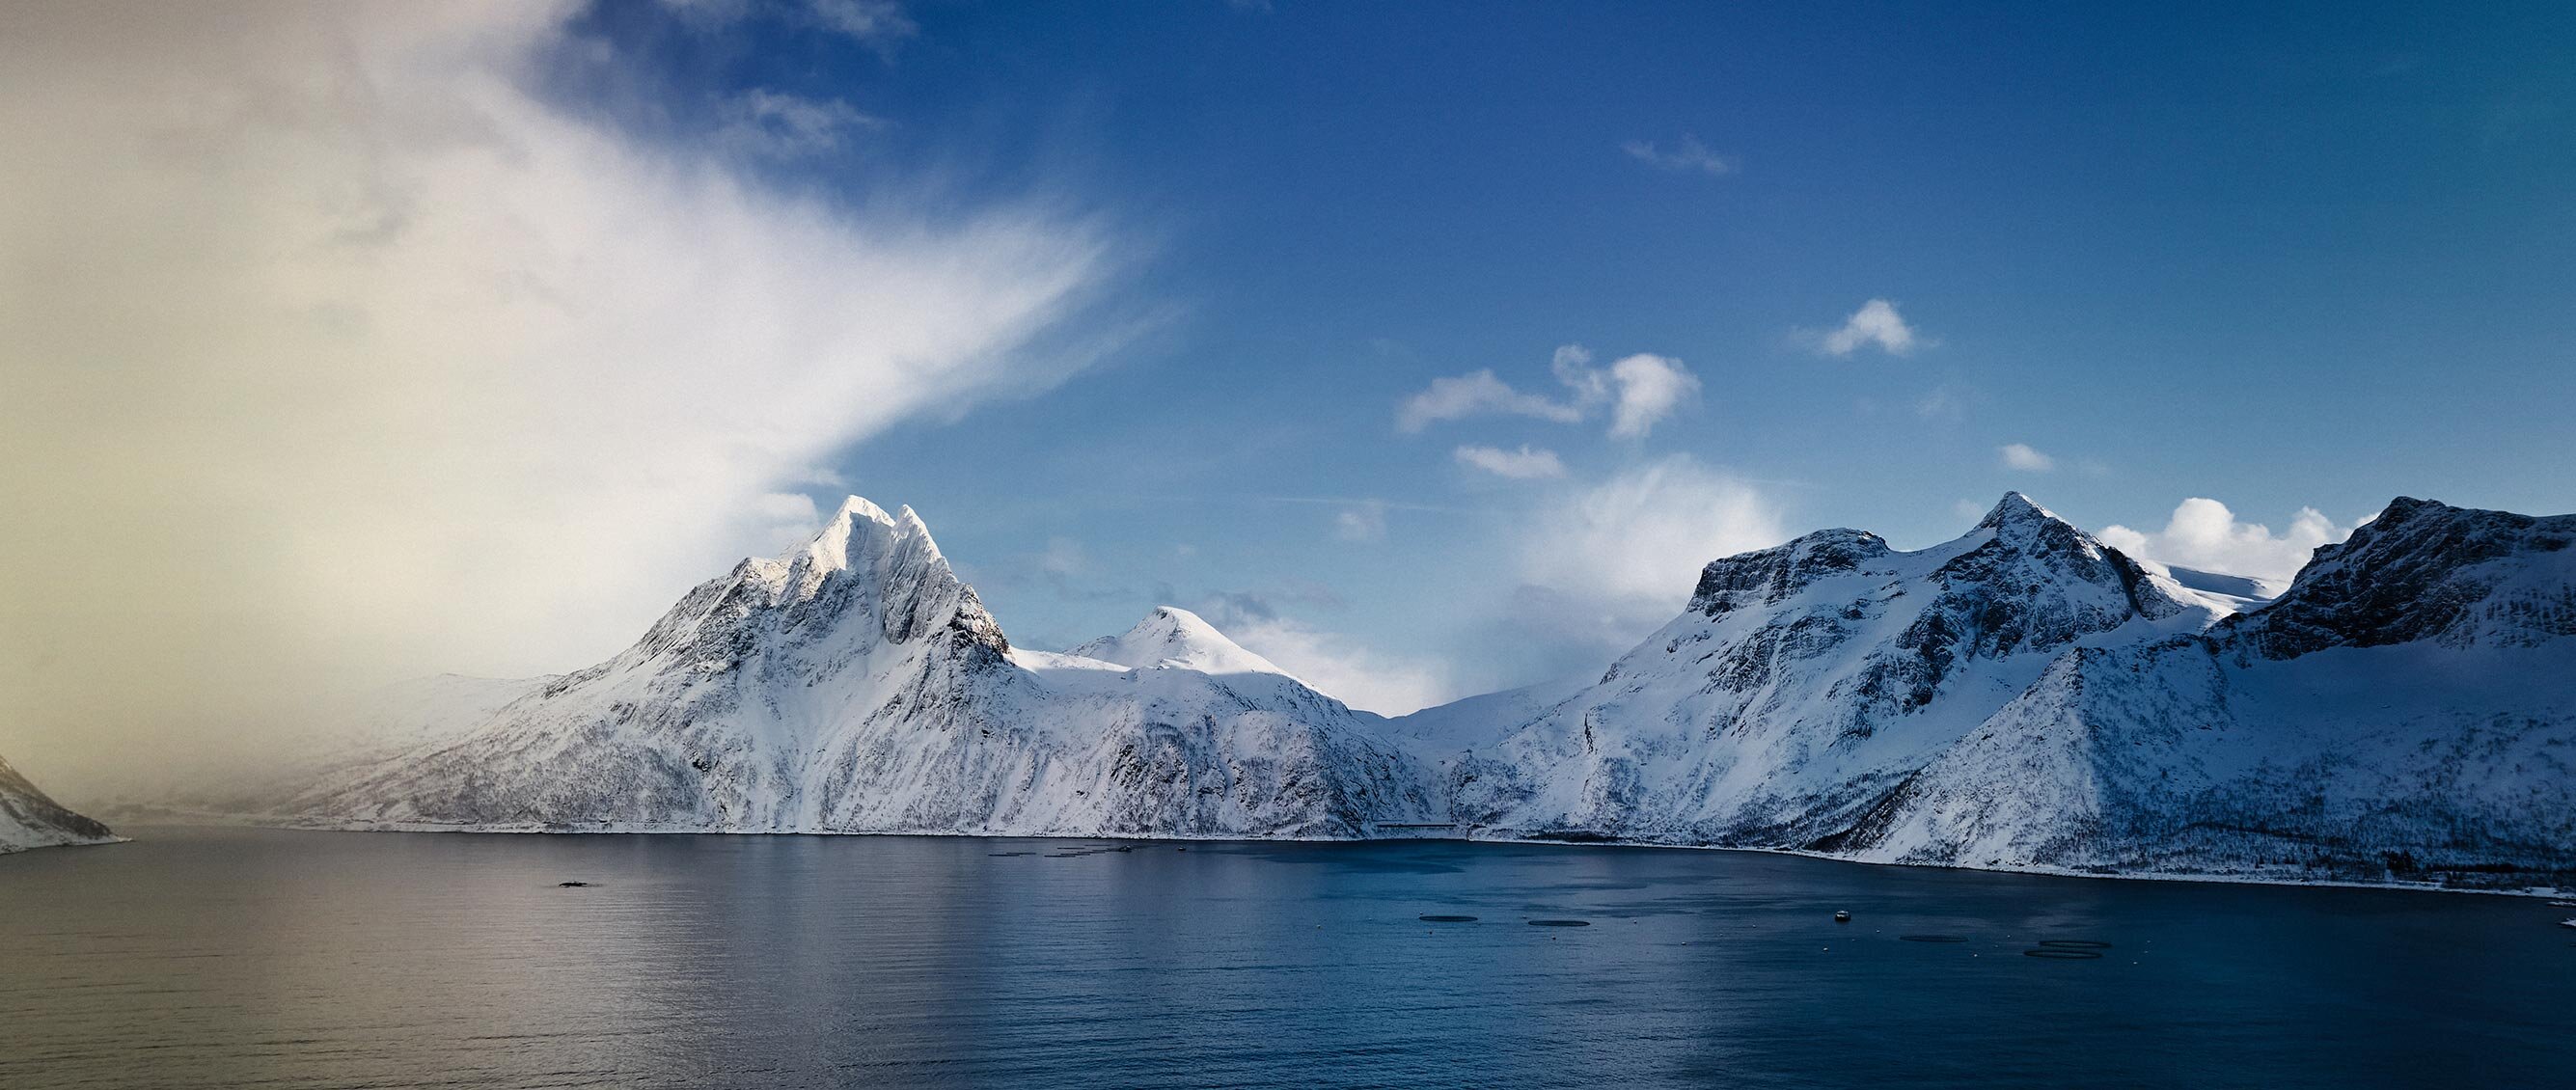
521, 0, 2576, 707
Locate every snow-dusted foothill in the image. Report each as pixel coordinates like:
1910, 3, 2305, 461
0, 754, 119, 854
285, 499, 1433, 838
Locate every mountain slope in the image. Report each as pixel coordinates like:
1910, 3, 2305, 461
0, 754, 119, 854
1829, 497, 2576, 888
288, 499, 1432, 838
1430, 494, 2233, 845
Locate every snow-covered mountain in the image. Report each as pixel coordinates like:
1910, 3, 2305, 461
245, 489, 2572, 890
1421, 493, 2233, 846
1825, 497, 2576, 887
285, 498, 1433, 838
0, 754, 119, 854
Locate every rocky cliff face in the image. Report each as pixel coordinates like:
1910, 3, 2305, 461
0, 754, 118, 854
288, 499, 1432, 838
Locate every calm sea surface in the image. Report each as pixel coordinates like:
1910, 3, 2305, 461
2, 827, 2570, 1088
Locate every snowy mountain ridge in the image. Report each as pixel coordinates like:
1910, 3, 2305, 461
230, 490, 2574, 891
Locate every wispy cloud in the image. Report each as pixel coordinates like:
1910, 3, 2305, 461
717, 89, 882, 159
1803, 298, 1922, 357
1454, 444, 1568, 479
1621, 134, 1737, 177
804, 0, 917, 45
1519, 454, 1787, 613
1334, 501, 1389, 542
660, 0, 918, 49
1396, 369, 1589, 432
1998, 443, 2057, 472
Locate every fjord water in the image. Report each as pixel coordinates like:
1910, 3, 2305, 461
4, 829, 2569, 1088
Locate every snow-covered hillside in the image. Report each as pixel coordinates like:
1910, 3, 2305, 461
1827, 497, 2576, 887
0, 754, 119, 854
1420, 493, 2233, 846
285, 499, 1432, 838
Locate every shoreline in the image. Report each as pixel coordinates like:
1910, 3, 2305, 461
81, 816, 2567, 900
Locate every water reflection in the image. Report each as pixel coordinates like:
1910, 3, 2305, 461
1, 828, 2569, 1088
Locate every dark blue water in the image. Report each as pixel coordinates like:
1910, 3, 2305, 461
3, 828, 2570, 1088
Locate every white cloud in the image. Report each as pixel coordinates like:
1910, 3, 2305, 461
0, 3, 1114, 788
1809, 298, 1920, 357
1395, 368, 1589, 432
1519, 454, 1788, 610
1621, 134, 1737, 177
1454, 445, 1568, 479
1398, 344, 1699, 439
1334, 502, 1388, 542
1605, 353, 1701, 439
1998, 443, 2057, 472
2097, 498, 2355, 585
717, 89, 881, 158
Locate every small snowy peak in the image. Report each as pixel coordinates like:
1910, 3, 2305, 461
1976, 490, 2062, 531
1069, 607, 1293, 678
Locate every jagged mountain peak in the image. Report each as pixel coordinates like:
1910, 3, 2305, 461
1070, 606, 1292, 678
2238, 496, 2575, 657
794, 495, 929, 579
1976, 490, 2061, 531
